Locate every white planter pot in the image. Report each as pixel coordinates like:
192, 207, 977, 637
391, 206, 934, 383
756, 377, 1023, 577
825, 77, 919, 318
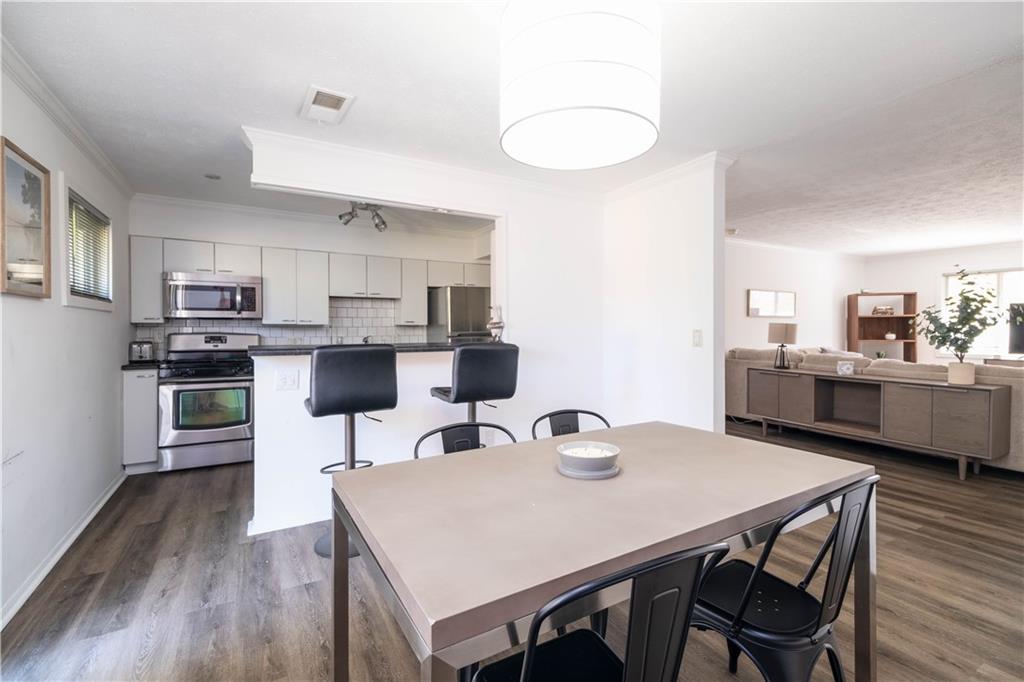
948, 362, 976, 385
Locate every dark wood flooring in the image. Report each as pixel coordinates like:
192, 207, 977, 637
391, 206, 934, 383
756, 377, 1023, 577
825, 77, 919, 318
2, 422, 1022, 681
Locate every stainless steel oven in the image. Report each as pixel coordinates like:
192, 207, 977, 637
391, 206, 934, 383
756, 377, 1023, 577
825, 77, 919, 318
158, 380, 253, 448
164, 271, 262, 319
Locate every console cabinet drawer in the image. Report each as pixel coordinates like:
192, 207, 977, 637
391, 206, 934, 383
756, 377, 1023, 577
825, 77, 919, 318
932, 388, 990, 457
748, 370, 780, 418
883, 383, 933, 446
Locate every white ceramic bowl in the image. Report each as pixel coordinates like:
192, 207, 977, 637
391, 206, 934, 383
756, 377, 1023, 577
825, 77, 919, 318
556, 441, 620, 473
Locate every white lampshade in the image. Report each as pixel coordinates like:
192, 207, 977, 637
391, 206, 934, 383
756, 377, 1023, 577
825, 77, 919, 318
499, 0, 662, 170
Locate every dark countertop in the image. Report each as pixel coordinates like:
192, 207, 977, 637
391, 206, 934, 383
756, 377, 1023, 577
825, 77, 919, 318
122, 362, 160, 371
247, 343, 458, 356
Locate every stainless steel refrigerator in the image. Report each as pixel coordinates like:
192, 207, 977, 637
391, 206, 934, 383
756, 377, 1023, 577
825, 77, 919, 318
427, 286, 491, 343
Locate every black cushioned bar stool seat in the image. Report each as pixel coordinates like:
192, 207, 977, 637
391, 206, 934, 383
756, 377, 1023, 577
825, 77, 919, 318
431, 343, 519, 421
306, 344, 397, 558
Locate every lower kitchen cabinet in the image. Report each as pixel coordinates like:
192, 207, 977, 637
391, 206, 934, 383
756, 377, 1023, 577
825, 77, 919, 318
123, 368, 158, 467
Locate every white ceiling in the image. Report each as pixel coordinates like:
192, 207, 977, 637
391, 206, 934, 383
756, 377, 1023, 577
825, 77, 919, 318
2, 2, 1021, 251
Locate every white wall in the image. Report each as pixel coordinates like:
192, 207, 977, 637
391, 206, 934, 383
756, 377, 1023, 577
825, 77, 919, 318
1, 61, 131, 623
864, 241, 1024, 363
130, 194, 484, 263
602, 154, 732, 433
725, 241, 865, 351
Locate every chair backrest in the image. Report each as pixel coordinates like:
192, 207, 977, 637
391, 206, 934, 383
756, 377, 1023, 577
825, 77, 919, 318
413, 421, 517, 459
307, 344, 398, 417
728, 475, 879, 637
520, 542, 730, 682
531, 409, 611, 439
449, 343, 519, 404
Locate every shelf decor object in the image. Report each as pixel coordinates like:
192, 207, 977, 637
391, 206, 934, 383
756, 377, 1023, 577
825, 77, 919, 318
499, 0, 661, 170
1, 137, 51, 298
768, 322, 798, 369
846, 291, 918, 361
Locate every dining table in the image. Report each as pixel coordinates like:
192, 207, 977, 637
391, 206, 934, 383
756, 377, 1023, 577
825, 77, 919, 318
331, 421, 878, 681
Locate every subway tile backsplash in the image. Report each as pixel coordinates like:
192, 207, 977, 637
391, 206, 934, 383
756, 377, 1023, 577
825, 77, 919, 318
133, 297, 426, 358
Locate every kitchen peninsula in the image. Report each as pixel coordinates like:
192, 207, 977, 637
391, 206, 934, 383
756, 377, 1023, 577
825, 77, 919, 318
246, 343, 471, 536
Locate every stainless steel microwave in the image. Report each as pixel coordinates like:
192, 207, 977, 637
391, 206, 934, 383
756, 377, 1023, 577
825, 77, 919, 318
163, 272, 262, 319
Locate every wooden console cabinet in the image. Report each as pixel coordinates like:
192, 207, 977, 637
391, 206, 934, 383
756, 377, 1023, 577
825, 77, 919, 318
747, 368, 1011, 480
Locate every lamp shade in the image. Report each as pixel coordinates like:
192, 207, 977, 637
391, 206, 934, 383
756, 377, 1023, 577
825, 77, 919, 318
768, 323, 798, 345
499, 0, 661, 170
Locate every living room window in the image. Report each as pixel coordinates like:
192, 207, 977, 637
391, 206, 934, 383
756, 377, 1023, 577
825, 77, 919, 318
943, 268, 1024, 356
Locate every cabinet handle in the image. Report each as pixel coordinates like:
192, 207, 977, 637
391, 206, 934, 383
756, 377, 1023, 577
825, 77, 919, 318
144, 317, 162, 321
404, 320, 416, 324
282, 319, 295, 323
218, 269, 233, 273
455, 282, 464, 286
196, 268, 213, 272
779, 373, 802, 379
898, 384, 931, 390
935, 387, 970, 393
298, 319, 313, 323
369, 292, 381, 296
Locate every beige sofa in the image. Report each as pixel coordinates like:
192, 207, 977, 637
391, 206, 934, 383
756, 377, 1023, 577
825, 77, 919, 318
726, 349, 1024, 473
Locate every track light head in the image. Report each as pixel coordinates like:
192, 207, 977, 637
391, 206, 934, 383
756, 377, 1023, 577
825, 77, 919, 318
371, 210, 388, 232
338, 202, 359, 225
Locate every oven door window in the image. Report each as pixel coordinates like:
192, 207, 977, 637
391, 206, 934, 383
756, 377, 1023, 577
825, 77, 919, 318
174, 386, 250, 430
174, 284, 237, 312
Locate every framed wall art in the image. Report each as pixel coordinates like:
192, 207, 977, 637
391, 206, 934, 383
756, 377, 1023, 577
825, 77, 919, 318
1, 137, 51, 297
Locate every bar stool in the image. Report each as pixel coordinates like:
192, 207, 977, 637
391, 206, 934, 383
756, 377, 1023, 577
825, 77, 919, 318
430, 343, 519, 422
305, 344, 398, 558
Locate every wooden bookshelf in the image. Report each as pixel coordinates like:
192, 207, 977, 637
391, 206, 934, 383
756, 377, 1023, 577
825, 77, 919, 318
847, 291, 918, 362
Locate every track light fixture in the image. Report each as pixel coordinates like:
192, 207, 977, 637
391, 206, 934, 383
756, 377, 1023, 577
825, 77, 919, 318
338, 201, 388, 232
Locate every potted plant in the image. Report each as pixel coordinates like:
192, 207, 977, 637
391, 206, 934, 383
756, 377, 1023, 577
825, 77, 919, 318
914, 269, 1002, 385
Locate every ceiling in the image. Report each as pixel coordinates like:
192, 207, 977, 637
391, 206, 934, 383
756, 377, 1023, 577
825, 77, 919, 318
2, 2, 1021, 251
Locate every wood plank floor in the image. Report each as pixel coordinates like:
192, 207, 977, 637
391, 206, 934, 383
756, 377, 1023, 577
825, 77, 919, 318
3, 422, 1022, 681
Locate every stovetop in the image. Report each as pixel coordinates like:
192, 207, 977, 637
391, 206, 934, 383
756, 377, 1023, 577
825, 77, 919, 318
159, 357, 253, 381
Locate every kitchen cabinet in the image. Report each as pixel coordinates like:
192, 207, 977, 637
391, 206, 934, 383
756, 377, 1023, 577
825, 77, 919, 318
296, 250, 329, 325
747, 370, 780, 418
214, 243, 262, 276
428, 261, 465, 287
398, 259, 428, 326
130, 236, 164, 323
123, 369, 158, 467
464, 263, 490, 287
329, 253, 368, 297
367, 256, 402, 298
883, 383, 933, 446
163, 239, 214, 273
262, 247, 298, 324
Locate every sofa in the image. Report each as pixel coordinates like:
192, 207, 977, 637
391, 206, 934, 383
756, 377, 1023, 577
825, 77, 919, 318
726, 348, 1024, 473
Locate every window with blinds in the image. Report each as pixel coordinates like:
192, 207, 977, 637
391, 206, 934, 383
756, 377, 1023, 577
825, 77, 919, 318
67, 190, 112, 303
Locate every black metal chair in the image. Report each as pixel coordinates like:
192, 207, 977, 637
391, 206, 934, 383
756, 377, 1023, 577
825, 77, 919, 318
431, 343, 519, 422
692, 475, 880, 682
473, 541, 730, 682
305, 344, 398, 558
413, 421, 516, 458
531, 409, 611, 439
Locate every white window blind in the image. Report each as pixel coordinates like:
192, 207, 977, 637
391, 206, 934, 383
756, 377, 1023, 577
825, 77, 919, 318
67, 190, 112, 302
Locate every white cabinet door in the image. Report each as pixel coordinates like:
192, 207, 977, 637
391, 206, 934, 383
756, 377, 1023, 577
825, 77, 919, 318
464, 263, 491, 287
398, 259, 428, 326
296, 250, 329, 326
163, 239, 215, 273
215, 243, 262, 276
367, 256, 402, 298
261, 247, 297, 324
130, 236, 164, 323
329, 253, 368, 297
123, 369, 158, 466
427, 261, 465, 287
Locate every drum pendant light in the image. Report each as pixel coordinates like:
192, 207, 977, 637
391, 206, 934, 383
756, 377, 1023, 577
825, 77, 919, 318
499, 0, 662, 170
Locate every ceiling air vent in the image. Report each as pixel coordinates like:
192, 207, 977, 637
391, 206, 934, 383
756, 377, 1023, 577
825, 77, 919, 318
300, 85, 354, 125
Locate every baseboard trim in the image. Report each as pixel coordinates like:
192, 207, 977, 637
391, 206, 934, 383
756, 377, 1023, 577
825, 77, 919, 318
1, 471, 127, 629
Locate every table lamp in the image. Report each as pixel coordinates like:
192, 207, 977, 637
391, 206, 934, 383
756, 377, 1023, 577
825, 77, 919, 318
768, 322, 798, 369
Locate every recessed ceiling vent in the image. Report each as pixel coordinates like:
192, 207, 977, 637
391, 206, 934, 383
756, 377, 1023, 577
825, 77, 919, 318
300, 85, 354, 125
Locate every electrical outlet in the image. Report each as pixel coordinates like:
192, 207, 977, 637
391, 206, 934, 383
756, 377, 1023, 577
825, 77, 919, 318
275, 369, 299, 391
692, 329, 703, 348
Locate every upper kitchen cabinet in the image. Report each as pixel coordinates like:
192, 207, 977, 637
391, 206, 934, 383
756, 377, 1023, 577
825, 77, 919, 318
464, 263, 490, 287
329, 253, 367, 297
130, 236, 164, 323
261, 247, 298, 324
214, 243, 262, 276
296, 250, 329, 326
163, 239, 214, 273
366, 256, 402, 298
427, 261, 465, 287
398, 259, 428, 326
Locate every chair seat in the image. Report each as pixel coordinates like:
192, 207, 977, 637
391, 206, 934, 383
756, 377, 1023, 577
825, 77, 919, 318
474, 629, 622, 682
697, 560, 822, 636
430, 386, 454, 402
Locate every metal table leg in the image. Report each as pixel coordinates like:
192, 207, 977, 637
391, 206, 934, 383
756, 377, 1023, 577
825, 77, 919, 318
854, 492, 877, 682
332, 505, 349, 682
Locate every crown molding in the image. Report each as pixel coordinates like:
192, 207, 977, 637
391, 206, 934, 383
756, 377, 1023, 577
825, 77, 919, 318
130, 193, 489, 240
605, 151, 738, 202
725, 236, 867, 258
2, 38, 134, 198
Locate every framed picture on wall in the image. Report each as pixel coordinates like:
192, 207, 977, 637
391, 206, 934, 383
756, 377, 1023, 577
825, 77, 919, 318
747, 289, 796, 317
1, 137, 51, 298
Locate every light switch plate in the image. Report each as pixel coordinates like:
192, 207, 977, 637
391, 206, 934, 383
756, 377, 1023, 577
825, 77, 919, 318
692, 329, 703, 348
275, 369, 299, 391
